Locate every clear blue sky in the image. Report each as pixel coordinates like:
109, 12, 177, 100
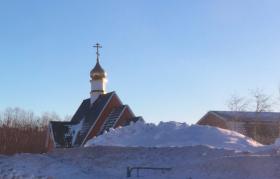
1, 0, 280, 124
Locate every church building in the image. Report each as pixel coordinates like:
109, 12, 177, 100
46, 43, 143, 150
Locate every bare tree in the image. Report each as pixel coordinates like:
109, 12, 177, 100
227, 94, 249, 111
40, 112, 62, 128
0, 107, 67, 154
64, 114, 73, 121
251, 88, 273, 112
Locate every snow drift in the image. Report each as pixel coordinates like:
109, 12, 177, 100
85, 121, 263, 152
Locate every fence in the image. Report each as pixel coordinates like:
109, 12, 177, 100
126, 166, 172, 177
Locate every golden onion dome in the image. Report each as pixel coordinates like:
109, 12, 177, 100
90, 62, 106, 80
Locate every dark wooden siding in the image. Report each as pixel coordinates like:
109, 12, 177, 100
197, 113, 228, 129
198, 112, 280, 145
244, 122, 280, 145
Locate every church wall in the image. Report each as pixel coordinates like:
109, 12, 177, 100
83, 94, 122, 144
90, 79, 107, 104
90, 79, 105, 91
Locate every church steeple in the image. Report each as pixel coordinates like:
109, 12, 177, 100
90, 43, 106, 80
90, 43, 107, 104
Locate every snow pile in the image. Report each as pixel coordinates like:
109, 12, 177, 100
274, 138, 280, 147
255, 137, 280, 154
85, 121, 263, 152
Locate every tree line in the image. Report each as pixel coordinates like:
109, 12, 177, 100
0, 107, 68, 155
227, 88, 279, 112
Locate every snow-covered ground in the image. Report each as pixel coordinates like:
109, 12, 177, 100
1, 121, 280, 179
2, 146, 280, 179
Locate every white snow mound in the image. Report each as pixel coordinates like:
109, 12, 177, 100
85, 121, 263, 152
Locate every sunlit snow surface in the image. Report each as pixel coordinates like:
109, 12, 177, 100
85, 121, 262, 152
2, 121, 280, 179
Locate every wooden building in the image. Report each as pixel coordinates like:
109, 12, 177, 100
46, 44, 142, 150
197, 111, 280, 144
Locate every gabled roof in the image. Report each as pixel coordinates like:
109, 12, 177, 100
50, 92, 116, 148
49, 121, 77, 147
77, 92, 116, 145
209, 111, 280, 122
98, 105, 127, 135
48, 91, 143, 148
71, 99, 90, 123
